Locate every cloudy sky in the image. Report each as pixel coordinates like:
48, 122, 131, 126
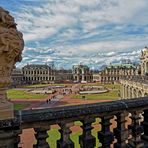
0, 0, 148, 69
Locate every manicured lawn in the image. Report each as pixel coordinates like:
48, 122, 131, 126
7, 89, 48, 100
71, 83, 121, 101
82, 83, 121, 89
14, 103, 29, 110
102, 83, 121, 89
23, 83, 73, 88
80, 82, 101, 87
72, 90, 119, 100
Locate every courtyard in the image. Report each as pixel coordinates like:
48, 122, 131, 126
7, 82, 121, 148
7, 82, 121, 110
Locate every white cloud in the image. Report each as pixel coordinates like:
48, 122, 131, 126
3, 0, 147, 69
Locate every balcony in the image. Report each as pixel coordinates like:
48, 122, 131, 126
0, 97, 148, 148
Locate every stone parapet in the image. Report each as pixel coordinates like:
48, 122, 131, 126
1, 97, 148, 147
0, 7, 24, 119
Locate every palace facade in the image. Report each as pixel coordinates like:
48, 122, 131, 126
11, 68, 24, 86
54, 69, 73, 83
100, 64, 139, 83
140, 47, 148, 76
11, 64, 91, 85
22, 64, 56, 84
72, 65, 93, 83
120, 47, 148, 99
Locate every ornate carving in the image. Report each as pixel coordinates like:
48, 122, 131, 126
0, 7, 24, 103
0, 7, 24, 120
34, 127, 50, 148
79, 117, 96, 148
128, 110, 144, 148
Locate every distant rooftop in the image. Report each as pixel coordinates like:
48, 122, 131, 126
73, 64, 89, 69
22, 64, 51, 69
107, 63, 136, 69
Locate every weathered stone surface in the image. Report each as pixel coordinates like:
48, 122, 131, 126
34, 127, 50, 148
114, 111, 129, 148
57, 122, 74, 148
0, 7, 24, 120
79, 117, 96, 148
128, 110, 144, 148
0, 97, 148, 147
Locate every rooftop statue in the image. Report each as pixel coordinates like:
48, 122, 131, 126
0, 7, 24, 119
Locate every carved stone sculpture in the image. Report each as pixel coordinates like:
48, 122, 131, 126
0, 7, 24, 119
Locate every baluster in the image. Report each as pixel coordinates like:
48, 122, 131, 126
79, 117, 96, 148
14, 128, 22, 147
128, 110, 144, 148
0, 128, 21, 148
114, 111, 129, 148
57, 122, 74, 148
142, 109, 148, 146
98, 115, 114, 148
34, 127, 50, 148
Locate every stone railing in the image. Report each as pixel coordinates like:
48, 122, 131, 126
121, 75, 148, 84
1, 97, 148, 147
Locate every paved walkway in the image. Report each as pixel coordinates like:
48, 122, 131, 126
71, 83, 81, 92
38, 94, 63, 108
52, 94, 112, 108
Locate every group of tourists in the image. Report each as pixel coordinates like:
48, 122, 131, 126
45, 86, 76, 104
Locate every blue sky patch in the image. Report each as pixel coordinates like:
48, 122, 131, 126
0, 0, 147, 69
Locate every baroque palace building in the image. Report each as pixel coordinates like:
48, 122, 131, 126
11, 68, 24, 86
140, 47, 148, 75
55, 69, 73, 83
120, 47, 148, 99
11, 64, 91, 85
100, 63, 139, 83
22, 64, 56, 84
72, 65, 93, 83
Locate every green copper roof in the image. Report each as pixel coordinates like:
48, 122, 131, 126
73, 65, 89, 69
107, 64, 136, 69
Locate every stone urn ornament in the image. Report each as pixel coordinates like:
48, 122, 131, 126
0, 7, 24, 120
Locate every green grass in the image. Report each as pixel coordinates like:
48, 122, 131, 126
80, 82, 101, 87
7, 89, 48, 100
102, 83, 121, 89
14, 103, 28, 110
82, 83, 120, 89
23, 83, 73, 88
71, 83, 120, 101
72, 90, 119, 100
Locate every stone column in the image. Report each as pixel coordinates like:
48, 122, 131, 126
122, 86, 125, 99
82, 75, 85, 82
121, 85, 124, 99
124, 86, 128, 99
128, 110, 144, 148
0, 7, 24, 120
77, 75, 79, 82
79, 117, 96, 148
114, 111, 129, 147
98, 115, 114, 147
57, 122, 74, 148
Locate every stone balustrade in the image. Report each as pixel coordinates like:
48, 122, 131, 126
0, 97, 148, 147
120, 76, 148, 99
121, 75, 148, 84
